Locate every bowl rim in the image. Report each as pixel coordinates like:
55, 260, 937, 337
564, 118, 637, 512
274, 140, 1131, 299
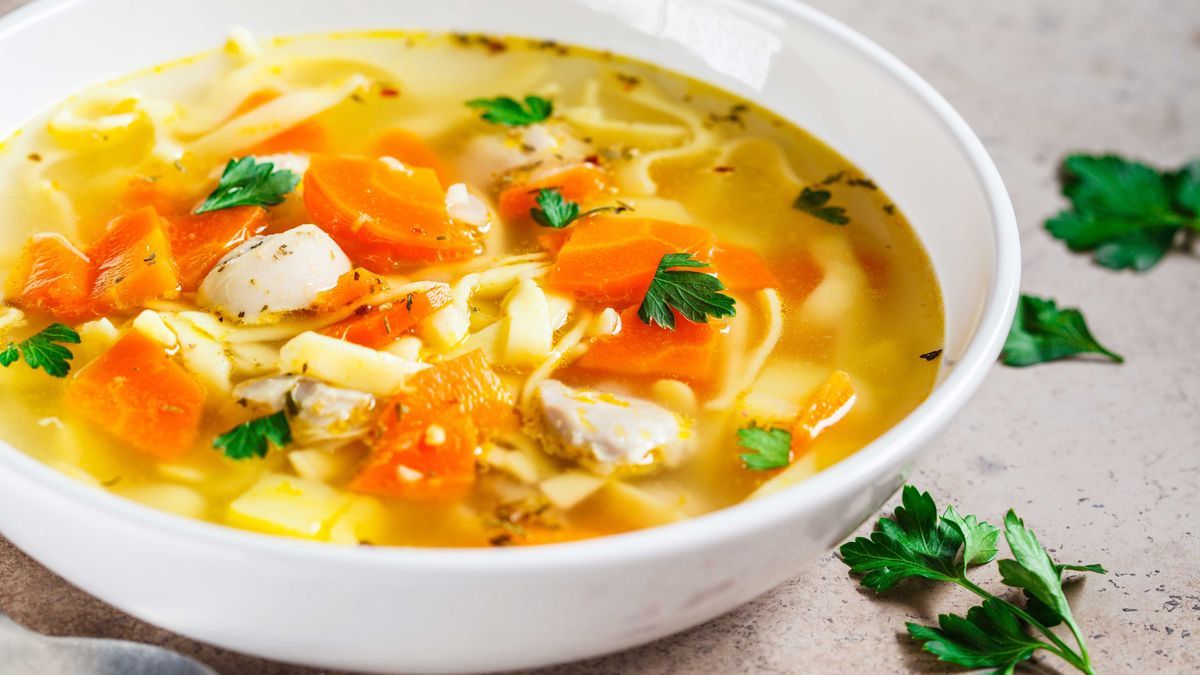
0, 0, 1020, 571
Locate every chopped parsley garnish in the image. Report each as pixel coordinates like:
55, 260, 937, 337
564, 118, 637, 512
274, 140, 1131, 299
737, 425, 792, 471
0, 323, 81, 378
1046, 154, 1200, 271
213, 410, 292, 460
841, 485, 1105, 675
1002, 294, 1122, 367
637, 253, 736, 330
195, 157, 301, 214
793, 187, 850, 225
465, 95, 553, 126
531, 188, 581, 228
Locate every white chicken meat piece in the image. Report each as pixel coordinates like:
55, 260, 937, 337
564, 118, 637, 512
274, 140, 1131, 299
533, 380, 690, 473
232, 375, 376, 448
198, 224, 351, 324
454, 123, 591, 188
444, 183, 490, 228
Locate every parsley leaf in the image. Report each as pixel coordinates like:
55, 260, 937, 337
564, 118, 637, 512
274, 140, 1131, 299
637, 253, 736, 330
737, 425, 792, 470
1002, 294, 1122, 367
195, 157, 300, 214
213, 410, 292, 460
907, 598, 1044, 673
841, 485, 1105, 675
466, 95, 553, 126
0, 323, 81, 378
793, 187, 849, 225
1045, 154, 1200, 271
531, 188, 581, 228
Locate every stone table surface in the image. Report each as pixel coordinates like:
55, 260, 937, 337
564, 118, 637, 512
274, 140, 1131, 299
1, 0, 1198, 673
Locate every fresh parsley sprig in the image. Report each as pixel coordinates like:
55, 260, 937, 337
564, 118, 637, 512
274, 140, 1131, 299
195, 157, 300, 214
841, 485, 1105, 675
0, 323, 81, 378
737, 425, 792, 471
1046, 154, 1200, 271
794, 186, 850, 225
529, 188, 626, 228
637, 253, 736, 330
1003, 294, 1122, 367
213, 410, 292, 460
466, 95, 553, 126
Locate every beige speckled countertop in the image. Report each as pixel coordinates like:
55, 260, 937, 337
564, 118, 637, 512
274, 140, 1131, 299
1, 1, 1198, 673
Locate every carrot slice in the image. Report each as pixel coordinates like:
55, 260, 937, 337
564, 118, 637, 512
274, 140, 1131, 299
711, 244, 779, 291
319, 284, 453, 349
7, 234, 93, 320
120, 176, 194, 216
790, 370, 856, 455
370, 129, 455, 186
498, 163, 608, 221
310, 267, 385, 315
167, 206, 267, 291
349, 351, 514, 499
88, 207, 180, 315
575, 307, 719, 383
64, 331, 205, 459
548, 215, 715, 305
304, 155, 482, 271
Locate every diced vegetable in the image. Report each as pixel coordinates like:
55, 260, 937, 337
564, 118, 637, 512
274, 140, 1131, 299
319, 284, 453, 349
349, 351, 514, 498
370, 128, 455, 186
278, 331, 427, 396
711, 244, 779, 291
166, 206, 267, 291
227, 473, 349, 538
234, 89, 331, 155
88, 207, 180, 315
498, 163, 608, 222
790, 370, 856, 455
7, 233, 92, 320
64, 331, 205, 459
576, 306, 718, 383
303, 155, 483, 271
310, 268, 385, 314
549, 215, 715, 305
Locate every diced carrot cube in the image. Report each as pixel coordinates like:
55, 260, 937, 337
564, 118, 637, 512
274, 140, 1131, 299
370, 129, 455, 186
166, 206, 267, 291
575, 307, 719, 383
498, 163, 608, 221
711, 244, 779, 292
7, 233, 93, 320
790, 370, 857, 455
319, 284, 453, 349
88, 207, 180, 314
64, 331, 205, 459
310, 267, 385, 315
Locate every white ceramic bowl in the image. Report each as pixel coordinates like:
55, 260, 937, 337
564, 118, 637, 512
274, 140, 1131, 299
0, 1, 1020, 672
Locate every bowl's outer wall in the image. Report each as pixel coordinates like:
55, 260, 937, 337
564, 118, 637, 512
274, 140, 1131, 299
0, 0, 1017, 672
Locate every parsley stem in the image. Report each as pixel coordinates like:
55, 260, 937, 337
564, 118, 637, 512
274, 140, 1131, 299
956, 577, 1089, 672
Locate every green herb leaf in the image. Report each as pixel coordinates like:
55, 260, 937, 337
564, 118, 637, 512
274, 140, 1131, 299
906, 598, 1043, 673
996, 511, 1076, 627
737, 425, 792, 471
195, 157, 300, 214
793, 187, 849, 225
1002, 294, 1122, 367
1045, 154, 1200, 271
942, 505, 1001, 570
213, 410, 292, 460
531, 188, 581, 228
0, 322, 81, 378
637, 252, 736, 330
838, 485, 964, 591
466, 95, 553, 126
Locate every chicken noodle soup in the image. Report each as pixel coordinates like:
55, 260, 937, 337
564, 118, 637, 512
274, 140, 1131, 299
0, 31, 943, 546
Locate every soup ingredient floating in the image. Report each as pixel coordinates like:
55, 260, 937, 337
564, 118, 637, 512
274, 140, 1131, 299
841, 486, 1105, 675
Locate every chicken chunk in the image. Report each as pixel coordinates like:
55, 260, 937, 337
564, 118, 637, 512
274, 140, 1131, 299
197, 224, 351, 324
531, 380, 690, 474
232, 375, 376, 448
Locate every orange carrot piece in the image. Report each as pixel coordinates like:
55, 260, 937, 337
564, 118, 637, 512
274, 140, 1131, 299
575, 307, 719, 383
232, 89, 330, 155
711, 244, 779, 291
548, 215, 715, 305
304, 155, 482, 271
64, 331, 205, 459
7, 234, 93, 320
370, 129, 455, 186
319, 284, 452, 349
790, 370, 856, 455
498, 163, 608, 221
310, 267, 384, 315
88, 207, 180, 315
120, 176, 194, 216
167, 206, 267, 291
349, 351, 514, 499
